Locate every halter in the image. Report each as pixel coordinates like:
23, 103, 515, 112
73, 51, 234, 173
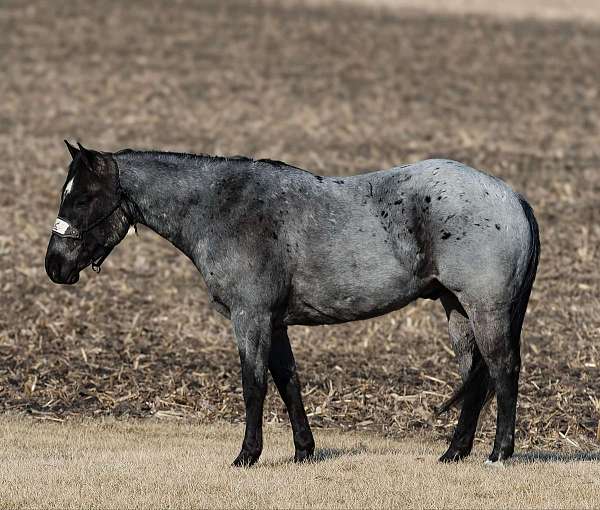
52, 200, 123, 240
51, 194, 127, 272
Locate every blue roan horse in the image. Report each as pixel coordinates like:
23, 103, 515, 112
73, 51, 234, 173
46, 142, 539, 466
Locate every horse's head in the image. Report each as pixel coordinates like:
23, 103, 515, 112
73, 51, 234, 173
45, 141, 131, 284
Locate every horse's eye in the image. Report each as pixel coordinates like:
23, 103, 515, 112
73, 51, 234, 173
74, 199, 88, 209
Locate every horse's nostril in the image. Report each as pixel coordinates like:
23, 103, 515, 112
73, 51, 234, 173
45, 252, 67, 284
45, 250, 80, 285
47, 264, 61, 283
45, 255, 57, 277
45, 258, 54, 278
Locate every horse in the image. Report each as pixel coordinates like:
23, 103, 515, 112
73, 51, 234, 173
45, 141, 540, 466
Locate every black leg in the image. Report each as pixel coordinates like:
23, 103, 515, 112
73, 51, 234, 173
471, 309, 520, 463
269, 325, 315, 462
439, 364, 490, 462
231, 309, 272, 467
487, 349, 520, 462
439, 293, 490, 462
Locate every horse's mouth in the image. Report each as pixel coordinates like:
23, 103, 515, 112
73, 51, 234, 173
47, 267, 80, 285
65, 271, 80, 284
60, 265, 81, 284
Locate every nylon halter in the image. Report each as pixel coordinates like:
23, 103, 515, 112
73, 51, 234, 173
52, 200, 124, 240
51, 187, 127, 272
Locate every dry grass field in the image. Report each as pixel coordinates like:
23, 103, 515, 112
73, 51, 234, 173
2, 418, 600, 509
1, 0, 600, 506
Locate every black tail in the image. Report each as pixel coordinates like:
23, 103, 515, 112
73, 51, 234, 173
510, 196, 540, 340
435, 355, 493, 415
436, 195, 540, 416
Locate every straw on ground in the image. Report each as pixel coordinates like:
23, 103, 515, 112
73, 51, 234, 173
1, 418, 600, 509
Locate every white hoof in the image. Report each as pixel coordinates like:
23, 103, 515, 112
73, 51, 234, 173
484, 459, 505, 468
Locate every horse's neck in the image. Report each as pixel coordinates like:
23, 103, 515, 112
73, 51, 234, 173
116, 152, 214, 258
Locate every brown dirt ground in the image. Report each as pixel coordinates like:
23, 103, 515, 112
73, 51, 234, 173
0, 0, 599, 454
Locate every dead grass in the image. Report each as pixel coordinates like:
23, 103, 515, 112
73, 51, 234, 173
1, 418, 600, 510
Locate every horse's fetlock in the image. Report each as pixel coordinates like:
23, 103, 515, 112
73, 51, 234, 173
294, 449, 314, 463
299, 438, 315, 453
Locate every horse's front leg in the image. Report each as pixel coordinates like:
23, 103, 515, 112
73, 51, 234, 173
269, 325, 315, 462
231, 308, 272, 467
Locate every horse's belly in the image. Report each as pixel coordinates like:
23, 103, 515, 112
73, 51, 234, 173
282, 189, 432, 326
284, 256, 425, 326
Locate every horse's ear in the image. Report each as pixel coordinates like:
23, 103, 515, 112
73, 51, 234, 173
64, 139, 79, 159
75, 142, 97, 170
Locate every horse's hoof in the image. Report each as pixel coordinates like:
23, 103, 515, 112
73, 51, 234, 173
294, 448, 315, 463
232, 450, 260, 467
486, 448, 512, 467
484, 459, 505, 468
439, 449, 469, 463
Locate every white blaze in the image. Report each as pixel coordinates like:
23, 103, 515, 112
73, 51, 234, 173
64, 178, 74, 197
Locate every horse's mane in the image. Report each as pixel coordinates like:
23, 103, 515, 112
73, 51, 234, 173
114, 149, 305, 172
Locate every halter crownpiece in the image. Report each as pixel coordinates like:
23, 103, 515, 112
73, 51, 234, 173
52, 217, 81, 239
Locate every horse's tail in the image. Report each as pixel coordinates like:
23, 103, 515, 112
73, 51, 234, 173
436, 195, 540, 416
435, 357, 492, 415
509, 195, 540, 341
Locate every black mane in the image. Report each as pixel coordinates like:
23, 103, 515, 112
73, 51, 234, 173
114, 149, 305, 172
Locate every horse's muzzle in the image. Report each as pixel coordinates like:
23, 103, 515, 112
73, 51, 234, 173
45, 236, 81, 285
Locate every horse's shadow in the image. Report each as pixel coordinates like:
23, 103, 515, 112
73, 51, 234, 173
312, 444, 369, 462
512, 451, 600, 463
260, 446, 600, 468
261, 444, 369, 467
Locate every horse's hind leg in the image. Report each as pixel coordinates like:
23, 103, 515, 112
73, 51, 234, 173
439, 293, 491, 462
268, 325, 315, 462
470, 307, 521, 463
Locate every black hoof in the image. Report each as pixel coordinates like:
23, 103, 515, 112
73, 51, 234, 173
294, 447, 315, 463
487, 448, 513, 464
439, 448, 470, 463
232, 450, 260, 467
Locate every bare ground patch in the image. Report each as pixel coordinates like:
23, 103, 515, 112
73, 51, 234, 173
0, 0, 599, 456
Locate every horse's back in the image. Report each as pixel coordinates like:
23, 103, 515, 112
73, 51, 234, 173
206, 157, 536, 322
